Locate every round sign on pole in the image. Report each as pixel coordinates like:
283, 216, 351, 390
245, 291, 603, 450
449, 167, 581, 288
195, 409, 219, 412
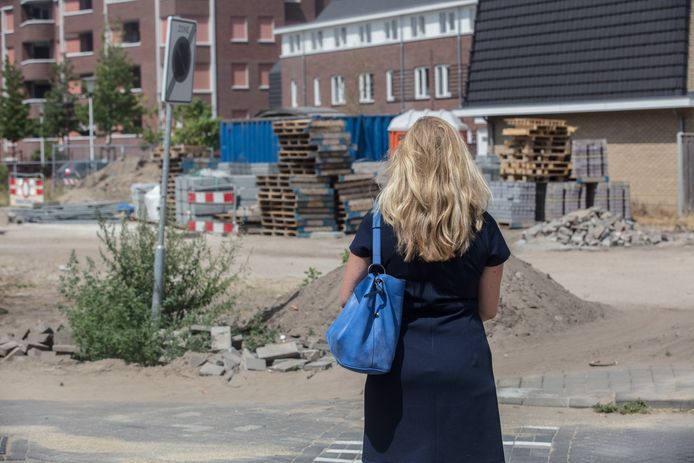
162, 17, 197, 103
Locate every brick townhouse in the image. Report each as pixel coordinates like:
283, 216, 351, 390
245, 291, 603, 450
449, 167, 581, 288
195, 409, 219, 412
457, 0, 694, 214
0, 0, 328, 160
274, 0, 478, 115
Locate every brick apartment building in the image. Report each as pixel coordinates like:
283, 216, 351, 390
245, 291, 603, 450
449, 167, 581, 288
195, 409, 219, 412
457, 0, 694, 214
0, 0, 328, 160
274, 0, 478, 115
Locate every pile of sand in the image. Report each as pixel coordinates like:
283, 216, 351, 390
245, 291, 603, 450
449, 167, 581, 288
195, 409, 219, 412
59, 156, 161, 204
266, 256, 608, 339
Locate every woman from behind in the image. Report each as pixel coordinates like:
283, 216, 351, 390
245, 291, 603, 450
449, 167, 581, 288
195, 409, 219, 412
339, 116, 510, 463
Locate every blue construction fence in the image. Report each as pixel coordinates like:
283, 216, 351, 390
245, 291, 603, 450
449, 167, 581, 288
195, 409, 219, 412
219, 115, 395, 163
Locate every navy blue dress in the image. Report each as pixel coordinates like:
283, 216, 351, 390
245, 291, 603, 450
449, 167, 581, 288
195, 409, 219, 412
349, 211, 511, 463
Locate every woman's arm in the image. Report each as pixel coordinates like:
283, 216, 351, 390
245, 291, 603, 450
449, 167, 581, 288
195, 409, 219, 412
338, 253, 371, 307
478, 263, 505, 321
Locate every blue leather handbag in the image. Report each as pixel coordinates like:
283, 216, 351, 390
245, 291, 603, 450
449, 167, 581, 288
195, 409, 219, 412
326, 210, 406, 374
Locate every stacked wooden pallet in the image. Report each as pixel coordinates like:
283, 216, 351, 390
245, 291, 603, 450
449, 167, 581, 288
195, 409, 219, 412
153, 145, 211, 217
500, 118, 576, 182
255, 118, 353, 236
334, 174, 380, 232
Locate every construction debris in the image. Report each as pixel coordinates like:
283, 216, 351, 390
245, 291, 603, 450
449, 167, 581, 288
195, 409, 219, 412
0, 323, 77, 362
7, 202, 131, 223
522, 207, 665, 247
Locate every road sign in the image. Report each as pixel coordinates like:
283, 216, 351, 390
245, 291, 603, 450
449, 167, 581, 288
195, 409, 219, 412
162, 16, 197, 103
9, 174, 45, 207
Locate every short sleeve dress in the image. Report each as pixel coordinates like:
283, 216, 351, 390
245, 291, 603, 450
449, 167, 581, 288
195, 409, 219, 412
349, 211, 511, 463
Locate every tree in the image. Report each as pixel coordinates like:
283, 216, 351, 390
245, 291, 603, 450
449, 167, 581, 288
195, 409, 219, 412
172, 98, 220, 149
92, 42, 144, 145
43, 58, 81, 141
0, 57, 33, 157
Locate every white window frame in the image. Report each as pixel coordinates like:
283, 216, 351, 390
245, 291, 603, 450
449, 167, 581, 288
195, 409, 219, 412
359, 23, 372, 44
385, 19, 398, 40
311, 30, 323, 50
414, 66, 430, 100
290, 79, 298, 108
231, 16, 248, 43
411, 15, 425, 37
331, 75, 345, 105
386, 70, 395, 102
358, 73, 374, 103
313, 77, 321, 106
334, 27, 347, 47
439, 11, 456, 33
435, 64, 451, 98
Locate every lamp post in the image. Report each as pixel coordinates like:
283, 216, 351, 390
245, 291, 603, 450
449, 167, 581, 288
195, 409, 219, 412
83, 76, 96, 173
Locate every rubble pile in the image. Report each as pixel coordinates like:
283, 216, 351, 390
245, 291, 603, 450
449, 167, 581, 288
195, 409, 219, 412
186, 325, 335, 382
522, 207, 666, 247
0, 322, 77, 362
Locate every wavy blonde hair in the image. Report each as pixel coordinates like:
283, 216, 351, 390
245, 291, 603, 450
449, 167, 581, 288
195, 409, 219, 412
376, 116, 490, 262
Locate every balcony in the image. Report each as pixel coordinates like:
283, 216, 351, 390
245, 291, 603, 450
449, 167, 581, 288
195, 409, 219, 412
21, 59, 54, 80
19, 20, 55, 42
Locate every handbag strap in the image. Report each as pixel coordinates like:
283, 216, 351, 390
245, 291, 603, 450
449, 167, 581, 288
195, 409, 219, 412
372, 209, 382, 266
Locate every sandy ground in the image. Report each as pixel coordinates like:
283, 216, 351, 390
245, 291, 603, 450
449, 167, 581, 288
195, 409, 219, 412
1, 218, 693, 405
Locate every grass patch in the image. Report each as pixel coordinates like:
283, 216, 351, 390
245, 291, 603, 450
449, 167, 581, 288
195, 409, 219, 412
593, 399, 649, 415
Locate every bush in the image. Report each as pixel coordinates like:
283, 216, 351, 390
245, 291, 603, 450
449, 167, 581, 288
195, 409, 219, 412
59, 219, 240, 365
0, 163, 8, 206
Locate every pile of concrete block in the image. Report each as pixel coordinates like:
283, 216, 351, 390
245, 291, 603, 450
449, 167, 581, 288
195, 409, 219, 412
190, 326, 335, 381
521, 207, 665, 247
594, 182, 631, 220
541, 182, 587, 221
488, 181, 536, 227
0, 323, 77, 363
572, 139, 608, 180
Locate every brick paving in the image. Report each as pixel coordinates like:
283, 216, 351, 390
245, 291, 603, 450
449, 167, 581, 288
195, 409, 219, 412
496, 364, 694, 409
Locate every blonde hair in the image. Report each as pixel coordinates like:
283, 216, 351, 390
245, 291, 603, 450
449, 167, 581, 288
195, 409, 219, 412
376, 116, 490, 262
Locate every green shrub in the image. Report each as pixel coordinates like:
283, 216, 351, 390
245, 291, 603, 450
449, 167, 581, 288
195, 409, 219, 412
593, 400, 649, 415
59, 219, 240, 365
0, 163, 7, 206
301, 267, 322, 287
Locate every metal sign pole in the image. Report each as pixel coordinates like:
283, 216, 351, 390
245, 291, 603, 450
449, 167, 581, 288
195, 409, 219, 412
151, 102, 173, 324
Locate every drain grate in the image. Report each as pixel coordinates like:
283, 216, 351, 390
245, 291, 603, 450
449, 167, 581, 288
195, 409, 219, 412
313, 440, 362, 463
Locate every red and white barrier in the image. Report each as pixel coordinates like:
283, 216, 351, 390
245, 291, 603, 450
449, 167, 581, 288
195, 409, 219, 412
187, 220, 235, 235
9, 175, 45, 207
187, 191, 235, 204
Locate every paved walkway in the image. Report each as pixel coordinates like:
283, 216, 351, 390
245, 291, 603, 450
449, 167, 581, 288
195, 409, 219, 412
496, 364, 694, 409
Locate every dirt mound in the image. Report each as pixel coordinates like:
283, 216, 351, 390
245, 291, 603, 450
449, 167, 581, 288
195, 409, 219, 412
59, 156, 160, 204
267, 256, 608, 339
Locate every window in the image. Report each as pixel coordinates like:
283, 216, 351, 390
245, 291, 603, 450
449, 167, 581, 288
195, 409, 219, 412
311, 30, 324, 50
289, 34, 301, 53
25, 42, 51, 60
24, 3, 51, 21
5, 10, 13, 32
334, 27, 347, 47
231, 63, 249, 88
358, 73, 374, 103
331, 75, 345, 105
411, 15, 425, 37
313, 78, 321, 106
122, 21, 140, 43
258, 17, 274, 42
435, 65, 451, 98
258, 63, 272, 89
230, 16, 248, 42
131, 66, 141, 89
290, 80, 298, 108
6, 48, 15, 65
80, 0, 92, 9
414, 66, 429, 99
386, 70, 394, 102
385, 19, 398, 40
79, 32, 93, 52
439, 12, 456, 33
26, 81, 51, 99
194, 63, 210, 91
359, 24, 371, 44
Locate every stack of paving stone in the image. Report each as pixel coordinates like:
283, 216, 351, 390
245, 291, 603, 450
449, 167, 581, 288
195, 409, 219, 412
571, 139, 609, 180
187, 326, 335, 381
0, 323, 77, 362
334, 174, 380, 232
521, 207, 664, 247
488, 181, 536, 227
499, 118, 576, 182
594, 182, 631, 220
540, 182, 587, 221
255, 118, 352, 236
